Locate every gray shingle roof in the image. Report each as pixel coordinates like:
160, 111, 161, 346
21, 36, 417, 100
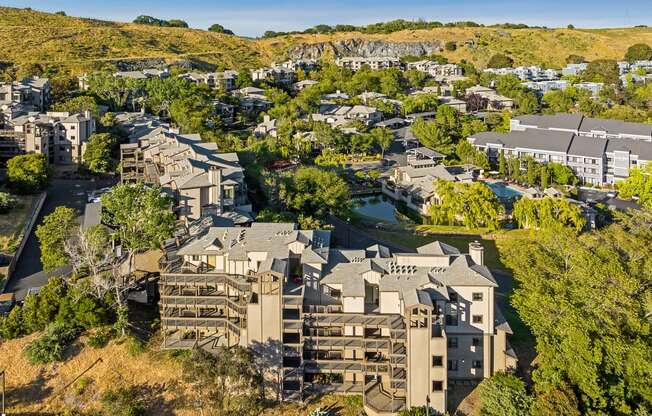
471, 129, 574, 154
567, 135, 608, 157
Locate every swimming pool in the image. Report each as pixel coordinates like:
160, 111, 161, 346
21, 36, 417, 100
484, 182, 523, 199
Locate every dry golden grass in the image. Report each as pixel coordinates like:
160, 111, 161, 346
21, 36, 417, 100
0, 193, 36, 253
0, 332, 194, 415
0, 330, 363, 415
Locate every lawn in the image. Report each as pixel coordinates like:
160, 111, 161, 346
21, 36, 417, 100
0, 193, 38, 254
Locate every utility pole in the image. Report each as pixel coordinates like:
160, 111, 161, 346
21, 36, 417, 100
1, 369, 5, 416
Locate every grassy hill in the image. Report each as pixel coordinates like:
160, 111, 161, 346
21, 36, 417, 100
0, 6, 651, 74
0, 330, 364, 415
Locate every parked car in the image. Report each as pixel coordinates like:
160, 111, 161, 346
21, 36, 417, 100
87, 187, 112, 203
0, 292, 16, 316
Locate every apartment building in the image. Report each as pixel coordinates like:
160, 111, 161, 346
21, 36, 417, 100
312, 104, 383, 127
468, 114, 652, 185
179, 70, 239, 91
158, 222, 516, 415
119, 127, 251, 224
0, 77, 51, 125
335, 57, 401, 71
251, 66, 295, 86
278, 59, 319, 73
407, 62, 463, 80
483, 66, 559, 81
561, 63, 588, 77
3, 110, 95, 164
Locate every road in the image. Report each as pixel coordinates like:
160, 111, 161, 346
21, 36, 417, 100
5, 178, 115, 300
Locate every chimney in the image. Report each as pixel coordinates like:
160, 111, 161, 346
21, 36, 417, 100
208, 165, 222, 208
263, 114, 271, 123
469, 241, 484, 266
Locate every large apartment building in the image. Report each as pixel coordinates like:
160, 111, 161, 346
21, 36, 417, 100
158, 222, 516, 415
119, 126, 252, 225
468, 114, 652, 185
1, 110, 95, 164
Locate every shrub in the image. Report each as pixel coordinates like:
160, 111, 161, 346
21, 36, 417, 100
24, 323, 78, 364
125, 335, 145, 356
6, 153, 50, 194
87, 326, 114, 349
101, 386, 146, 416
74, 376, 92, 395
486, 53, 514, 68
0, 192, 17, 214
445, 41, 457, 51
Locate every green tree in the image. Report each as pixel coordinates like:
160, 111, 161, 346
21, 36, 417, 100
36, 206, 77, 271
566, 54, 586, 64
401, 93, 439, 115
526, 157, 539, 185
478, 372, 533, 416
279, 167, 350, 218
445, 40, 457, 51
0, 192, 17, 214
410, 118, 454, 156
540, 165, 550, 189
6, 153, 50, 194
369, 127, 394, 157
617, 164, 652, 207
582, 59, 620, 85
498, 151, 507, 177
502, 211, 652, 414
83, 133, 116, 173
52, 95, 98, 117
100, 183, 175, 253
531, 385, 581, 416
512, 197, 586, 232
486, 54, 514, 68
429, 180, 503, 230
624, 43, 652, 62
208, 23, 234, 35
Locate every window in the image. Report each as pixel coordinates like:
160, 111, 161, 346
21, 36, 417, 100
472, 315, 483, 324
449, 292, 458, 303
472, 292, 483, 301
448, 359, 458, 371
70, 135, 75, 140
70, 125, 75, 130
446, 310, 459, 326
432, 381, 443, 392
472, 337, 482, 347
191, 255, 201, 261
472, 360, 483, 369
447, 337, 458, 349
432, 355, 443, 367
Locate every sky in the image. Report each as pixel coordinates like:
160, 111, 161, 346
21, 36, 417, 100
2, 0, 651, 37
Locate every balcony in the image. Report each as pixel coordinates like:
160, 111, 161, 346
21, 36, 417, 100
364, 382, 406, 415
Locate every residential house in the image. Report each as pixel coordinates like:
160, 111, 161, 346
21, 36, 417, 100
254, 115, 278, 138
251, 66, 295, 86
179, 70, 238, 91
561, 63, 588, 77
292, 80, 319, 92
465, 85, 514, 111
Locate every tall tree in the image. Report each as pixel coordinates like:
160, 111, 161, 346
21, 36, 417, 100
429, 180, 503, 230
36, 206, 77, 271
83, 133, 116, 173
410, 118, 454, 155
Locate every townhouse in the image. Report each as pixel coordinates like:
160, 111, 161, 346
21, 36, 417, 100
336, 57, 401, 71
277, 59, 319, 73
406, 62, 463, 80
119, 127, 251, 224
232, 87, 272, 114
561, 63, 588, 77
468, 114, 652, 185
465, 85, 514, 111
382, 164, 476, 215
312, 104, 383, 127
158, 222, 516, 415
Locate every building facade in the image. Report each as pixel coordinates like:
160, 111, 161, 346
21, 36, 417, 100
158, 223, 516, 415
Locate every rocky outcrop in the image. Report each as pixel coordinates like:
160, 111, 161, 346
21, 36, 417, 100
288, 38, 443, 59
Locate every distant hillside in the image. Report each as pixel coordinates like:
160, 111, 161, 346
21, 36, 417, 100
0, 7, 267, 74
0, 7, 651, 75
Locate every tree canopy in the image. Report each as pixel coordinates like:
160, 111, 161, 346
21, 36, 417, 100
624, 43, 652, 62
513, 197, 586, 232
429, 180, 504, 230
100, 183, 175, 252
6, 153, 50, 194
617, 163, 652, 208
35, 206, 77, 271
486, 54, 514, 68
83, 133, 116, 173
500, 210, 652, 415
279, 167, 350, 218
208, 23, 235, 35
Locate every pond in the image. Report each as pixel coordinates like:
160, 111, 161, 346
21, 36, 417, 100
352, 195, 400, 223
484, 181, 523, 199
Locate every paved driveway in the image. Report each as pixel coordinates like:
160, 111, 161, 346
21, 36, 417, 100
5, 177, 115, 300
